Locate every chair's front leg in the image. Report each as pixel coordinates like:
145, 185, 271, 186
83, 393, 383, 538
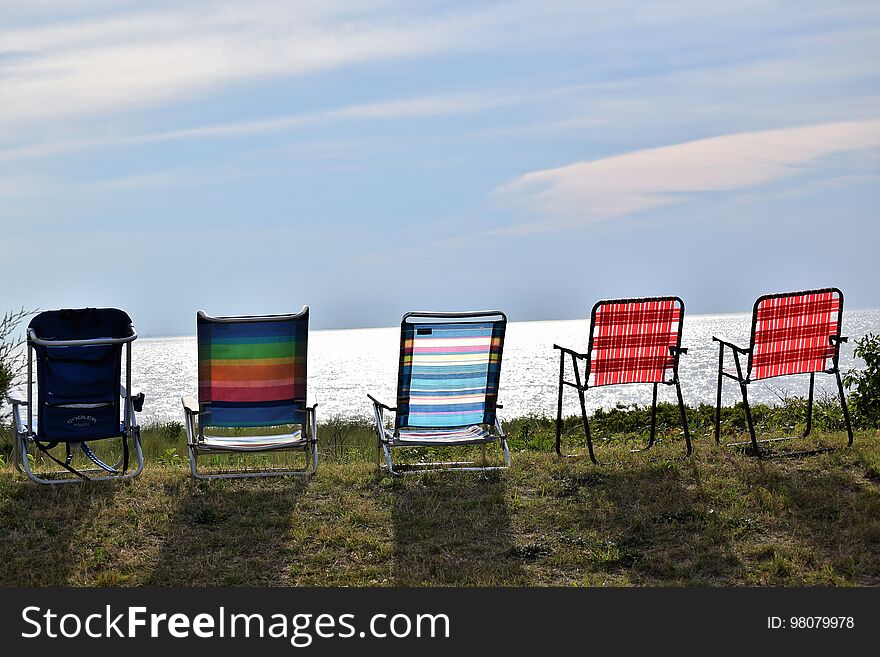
575, 387, 597, 464
11, 401, 26, 473
715, 341, 724, 444
730, 349, 759, 455
555, 349, 565, 456
803, 372, 815, 438
835, 368, 854, 447
675, 379, 692, 456
370, 400, 386, 472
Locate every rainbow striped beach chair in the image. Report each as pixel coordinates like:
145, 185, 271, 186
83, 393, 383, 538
181, 308, 317, 479
713, 288, 853, 454
368, 311, 510, 474
553, 296, 691, 463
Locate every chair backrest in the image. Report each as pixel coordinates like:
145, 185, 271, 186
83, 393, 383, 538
28, 308, 135, 442
587, 297, 684, 387
197, 308, 309, 428
748, 288, 843, 381
395, 311, 506, 431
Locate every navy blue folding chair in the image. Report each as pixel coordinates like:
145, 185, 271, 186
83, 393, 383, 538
8, 308, 145, 484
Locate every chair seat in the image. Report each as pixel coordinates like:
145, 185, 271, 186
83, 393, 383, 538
386, 425, 495, 446
199, 431, 306, 452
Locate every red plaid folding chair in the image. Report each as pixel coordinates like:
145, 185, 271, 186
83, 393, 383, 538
713, 288, 853, 454
554, 296, 691, 463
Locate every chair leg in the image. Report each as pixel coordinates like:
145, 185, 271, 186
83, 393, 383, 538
382, 442, 395, 475
633, 383, 658, 453
555, 351, 565, 456
13, 432, 24, 473
835, 368, 854, 447
739, 380, 760, 456
188, 442, 201, 479
801, 372, 814, 438
675, 380, 692, 456
576, 387, 597, 464
714, 342, 724, 444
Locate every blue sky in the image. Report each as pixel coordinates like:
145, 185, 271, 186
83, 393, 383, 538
1, 0, 878, 335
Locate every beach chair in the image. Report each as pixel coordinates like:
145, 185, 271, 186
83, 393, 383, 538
368, 311, 510, 475
554, 296, 691, 463
181, 308, 317, 479
713, 288, 853, 454
7, 308, 145, 484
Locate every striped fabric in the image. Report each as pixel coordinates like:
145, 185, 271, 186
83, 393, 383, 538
200, 431, 306, 451
392, 425, 492, 445
750, 290, 841, 381
589, 298, 682, 387
396, 316, 506, 429
197, 311, 308, 427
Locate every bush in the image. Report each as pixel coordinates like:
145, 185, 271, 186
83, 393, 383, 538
0, 308, 35, 417
844, 333, 880, 428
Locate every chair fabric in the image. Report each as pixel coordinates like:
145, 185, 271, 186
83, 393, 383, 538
197, 311, 308, 428
749, 290, 842, 381
589, 298, 682, 387
395, 314, 505, 430
391, 425, 492, 445
29, 308, 133, 443
200, 431, 305, 452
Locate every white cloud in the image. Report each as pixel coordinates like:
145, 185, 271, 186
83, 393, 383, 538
0, 4, 448, 130
0, 90, 522, 162
493, 119, 880, 235
0, 0, 585, 136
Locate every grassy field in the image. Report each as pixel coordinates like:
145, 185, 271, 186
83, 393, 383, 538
0, 407, 878, 587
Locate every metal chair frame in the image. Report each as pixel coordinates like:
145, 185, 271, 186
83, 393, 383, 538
554, 296, 691, 463
183, 308, 318, 479
9, 318, 144, 484
712, 288, 853, 455
369, 310, 511, 475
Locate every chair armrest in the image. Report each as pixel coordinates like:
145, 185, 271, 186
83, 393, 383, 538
120, 385, 145, 412
6, 389, 27, 405
711, 336, 750, 354
181, 395, 199, 414
669, 346, 688, 355
830, 335, 848, 345
367, 394, 396, 412
120, 384, 144, 398
553, 344, 588, 359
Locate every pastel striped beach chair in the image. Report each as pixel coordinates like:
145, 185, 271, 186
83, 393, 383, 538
554, 296, 691, 463
368, 311, 510, 474
181, 308, 317, 479
8, 308, 145, 484
713, 288, 853, 454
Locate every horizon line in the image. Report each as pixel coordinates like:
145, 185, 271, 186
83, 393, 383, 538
135, 306, 880, 340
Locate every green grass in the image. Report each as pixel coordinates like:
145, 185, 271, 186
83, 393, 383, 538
0, 404, 877, 587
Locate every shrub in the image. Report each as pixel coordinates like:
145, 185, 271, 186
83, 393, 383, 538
844, 333, 880, 428
0, 308, 35, 415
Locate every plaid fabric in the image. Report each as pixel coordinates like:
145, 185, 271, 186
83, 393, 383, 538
197, 312, 308, 427
749, 290, 841, 381
588, 298, 682, 387
396, 315, 506, 430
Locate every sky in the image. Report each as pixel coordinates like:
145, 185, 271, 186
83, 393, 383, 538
1, 0, 878, 336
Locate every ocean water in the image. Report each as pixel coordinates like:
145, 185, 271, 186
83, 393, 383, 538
123, 309, 880, 424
